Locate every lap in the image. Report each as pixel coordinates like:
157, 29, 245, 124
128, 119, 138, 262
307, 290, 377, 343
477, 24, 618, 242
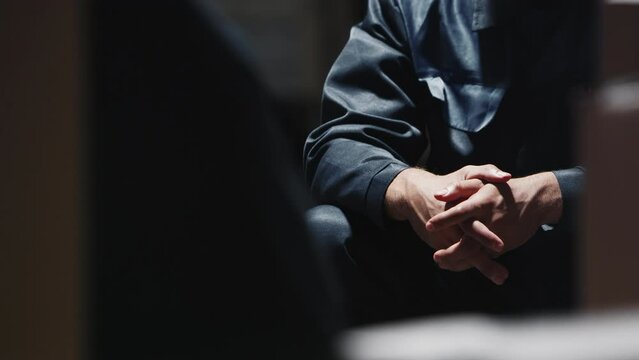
306, 205, 575, 324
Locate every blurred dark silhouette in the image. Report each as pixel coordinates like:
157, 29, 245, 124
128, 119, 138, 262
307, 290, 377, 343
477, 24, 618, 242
89, 1, 338, 358
214, 0, 368, 157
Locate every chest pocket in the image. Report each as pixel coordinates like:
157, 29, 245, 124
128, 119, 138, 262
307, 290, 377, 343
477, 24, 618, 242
410, 0, 511, 133
420, 77, 506, 133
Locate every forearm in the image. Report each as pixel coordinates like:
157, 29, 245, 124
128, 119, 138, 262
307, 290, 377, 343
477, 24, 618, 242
304, 138, 408, 227
302, 0, 428, 227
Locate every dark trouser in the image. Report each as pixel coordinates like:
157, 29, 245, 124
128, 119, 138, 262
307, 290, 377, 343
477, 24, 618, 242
305, 205, 576, 326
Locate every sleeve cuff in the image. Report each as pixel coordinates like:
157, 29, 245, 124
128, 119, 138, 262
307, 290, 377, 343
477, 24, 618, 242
552, 166, 585, 228
365, 162, 409, 228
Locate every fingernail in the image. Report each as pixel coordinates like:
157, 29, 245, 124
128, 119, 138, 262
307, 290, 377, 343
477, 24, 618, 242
425, 222, 434, 231
495, 170, 510, 177
435, 188, 449, 197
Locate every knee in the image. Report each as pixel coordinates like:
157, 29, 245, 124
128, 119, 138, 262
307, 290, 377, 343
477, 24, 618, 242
305, 205, 352, 250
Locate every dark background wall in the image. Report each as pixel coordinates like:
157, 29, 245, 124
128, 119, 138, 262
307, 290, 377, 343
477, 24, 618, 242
216, 0, 367, 157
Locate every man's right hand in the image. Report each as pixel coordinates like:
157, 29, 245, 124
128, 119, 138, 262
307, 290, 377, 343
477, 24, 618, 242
384, 165, 511, 285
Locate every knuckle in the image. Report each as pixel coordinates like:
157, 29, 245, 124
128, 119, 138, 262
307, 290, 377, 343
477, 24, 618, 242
450, 182, 461, 192
467, 202, 481, 213
469, 178, 483, 188
455, 203, 465, 213
461, 165, 476, 176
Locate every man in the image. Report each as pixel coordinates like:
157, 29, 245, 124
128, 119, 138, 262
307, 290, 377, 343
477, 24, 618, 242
304, 0, 591, 324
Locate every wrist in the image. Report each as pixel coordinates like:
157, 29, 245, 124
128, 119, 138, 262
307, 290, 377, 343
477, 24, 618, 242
384, 168, 414, 221
528, 172, 563, 225
384, 168, 436, 221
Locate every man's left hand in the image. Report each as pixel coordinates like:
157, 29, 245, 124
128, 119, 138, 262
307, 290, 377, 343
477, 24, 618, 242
425, 172, 563, 274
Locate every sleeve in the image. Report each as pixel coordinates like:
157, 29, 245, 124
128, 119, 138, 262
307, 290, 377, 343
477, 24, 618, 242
303, 0, 428, 228
552, 166, 585, 229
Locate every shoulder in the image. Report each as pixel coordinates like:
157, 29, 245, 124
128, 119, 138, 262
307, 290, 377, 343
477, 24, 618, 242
362, 0, 437, 46
365, 0, 435, 24
367, 0, 471, 49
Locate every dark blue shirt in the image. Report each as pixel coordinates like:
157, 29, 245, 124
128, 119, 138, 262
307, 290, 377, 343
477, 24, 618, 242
304, 0, 587, 228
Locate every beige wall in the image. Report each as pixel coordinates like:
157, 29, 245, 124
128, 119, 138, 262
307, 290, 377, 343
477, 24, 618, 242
580, 1, 639, 310
0, 1, 82, 359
